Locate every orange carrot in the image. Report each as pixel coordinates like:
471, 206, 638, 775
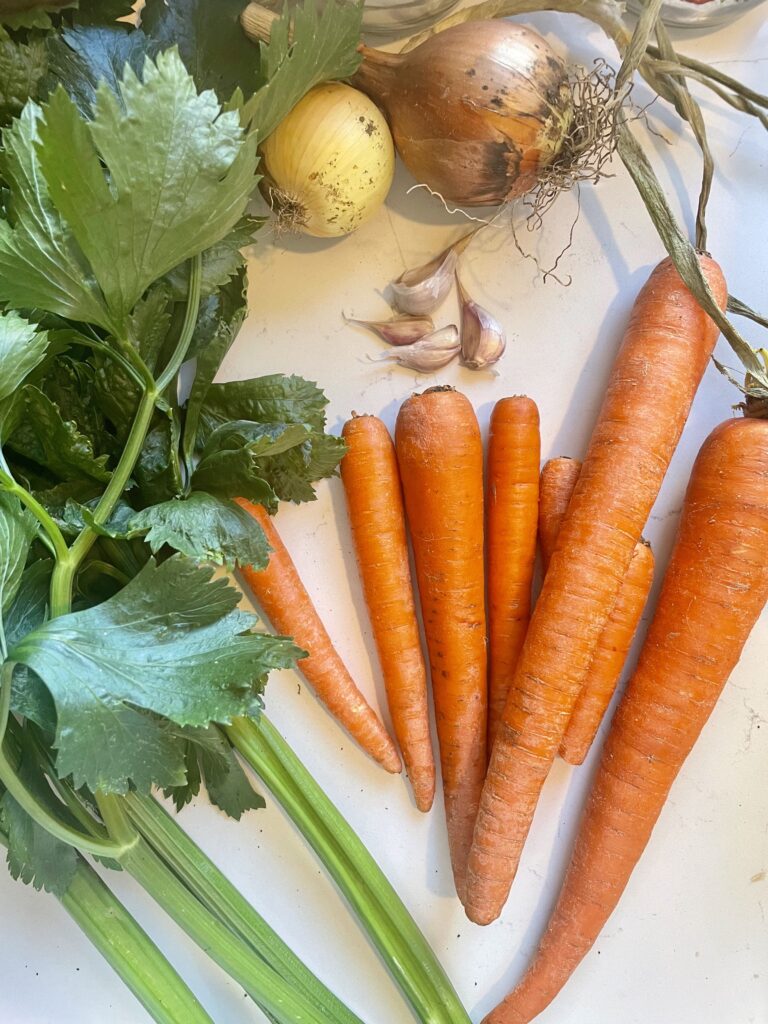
236, 498, 401, 774
537, 457, 582, 573
539, 458, 655, 765
464, 255, 727, 925
395, 387, 487, 896
340, 414, 436, 811
485, 416, 768, 1024
487, 397, 540, 753
562, 540, 654, 764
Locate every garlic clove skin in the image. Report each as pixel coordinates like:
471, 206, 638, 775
457, 276, 506, 370
344, 313, 435, 346
390, 230, 476, 315
373, 326, 460, 371
391, 246, 457, 315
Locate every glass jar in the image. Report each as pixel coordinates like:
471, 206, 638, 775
627, 0, 768, 27
360, 0, 460, 34
259, 0, 460, 34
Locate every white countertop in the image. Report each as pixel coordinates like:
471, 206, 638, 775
3, 6, 767, 1023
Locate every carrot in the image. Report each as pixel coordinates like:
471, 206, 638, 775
537, 457, 583, 573
464, 255, 727, 925
539, 458, 655, 765
484, 416, 768, 1024
236, 498, 402, 774
340, 414, 436, 812
487, 397, 540, 753
395, 387, 487, 897
562, 540, 653, 764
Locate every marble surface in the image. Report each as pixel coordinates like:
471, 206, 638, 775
2, 6, 767, 1023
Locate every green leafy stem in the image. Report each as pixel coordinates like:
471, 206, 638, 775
13, 712, 363, 1024
96, 791, 344, 1024
0, 662, 131, 859
48, 255, 203, 616
0, 823, 215, 1024
123, 789, 363, 1024
0, 249, 364, 1022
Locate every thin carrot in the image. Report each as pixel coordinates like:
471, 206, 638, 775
340, 414, 436, 812
537, 457, 582, 573
236, 498, 402, 774
485, 416, 768, 1024
487, 397, 540, 753
395, 386, 487, 897
539, 458, 655, 765
562, 541, 654, 764
464, 255, 727, 925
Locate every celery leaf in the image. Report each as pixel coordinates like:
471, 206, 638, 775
0, 26, 47, 123
0, 311, 49, 402
36, 50, 258, 330
10, 555, 302, 792
242, 0, 363, 139
127, 492, 270, 570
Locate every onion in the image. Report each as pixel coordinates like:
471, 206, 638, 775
351, 21, 573, 207
260, 82, 395, 237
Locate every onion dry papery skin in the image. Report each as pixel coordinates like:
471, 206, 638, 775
352, 21, 573, 207
260, 83, 396, 237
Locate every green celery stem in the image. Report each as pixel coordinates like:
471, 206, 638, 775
60, 858, 215, 1024
226, 716, 472, 1024
123, 791, 363, 1024
121, 834, 341, 1024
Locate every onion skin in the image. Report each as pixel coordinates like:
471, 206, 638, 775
261, 83, 395, 237
352, 21, 573, 207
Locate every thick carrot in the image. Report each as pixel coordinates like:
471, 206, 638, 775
464, 255, 727, 925
487, 397, 540, 753
236, 499, 402, 774
340, 414, 436, 812
485, 416, 768, 1024
539, 458, 655, 765
395, 387, 487, 897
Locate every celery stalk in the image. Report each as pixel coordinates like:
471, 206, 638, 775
123, 790, 363, 1024
227, 716, 472, 1024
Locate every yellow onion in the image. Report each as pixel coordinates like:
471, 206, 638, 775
352, 21, 573, 207
260, 82, 395, 237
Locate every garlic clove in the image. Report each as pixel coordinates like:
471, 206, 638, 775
344, 313, 435, 346
390, 231, 475, 315
373, 326, 460, 371
456, 275, 506, 370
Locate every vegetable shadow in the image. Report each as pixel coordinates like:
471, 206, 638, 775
260, 228, 349, 256
544, 254, 652, 461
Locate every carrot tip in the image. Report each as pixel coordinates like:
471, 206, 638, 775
382, 750, 403, 774
463, 903, 500, 926
558, 746, 587, 767
410, 773, 436, 813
